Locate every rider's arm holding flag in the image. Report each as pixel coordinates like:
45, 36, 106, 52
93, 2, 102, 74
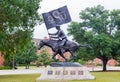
48, 31, 59, 35
48, 26, 61, 40
48, 30, 59, 39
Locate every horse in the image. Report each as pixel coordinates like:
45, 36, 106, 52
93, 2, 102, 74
38, 39, 91, 61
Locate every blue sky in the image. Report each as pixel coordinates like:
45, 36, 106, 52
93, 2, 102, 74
33, 0, 120, 40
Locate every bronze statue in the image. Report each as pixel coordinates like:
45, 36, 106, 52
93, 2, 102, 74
48, 26, 67, 53
38, 38, 91, 62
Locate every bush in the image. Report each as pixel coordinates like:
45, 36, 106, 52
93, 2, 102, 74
96, 64, 102, 66
0, 66, 11, 70
77, 59, 87, 65
36, 62, 43, 67
18, 64, 36, 66
115, 63, 120, 66
29, 64, 36, 66
37, 49, 54, 67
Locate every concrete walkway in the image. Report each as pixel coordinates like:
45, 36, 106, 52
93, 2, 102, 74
0, 69, 42, 75
0, 66, 120, 75
87, 66, 120, 71
0, 67, 44, 75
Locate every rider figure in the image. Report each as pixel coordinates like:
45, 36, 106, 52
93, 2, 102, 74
49, 26, 67, 50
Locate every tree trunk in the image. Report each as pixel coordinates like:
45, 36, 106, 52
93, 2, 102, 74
12, 56, 15, 69
28, 64, 29, 69
102, 58, 108, 71
25, 62, 29, 69
26, 63, 28, 69
25, 64, 28, 69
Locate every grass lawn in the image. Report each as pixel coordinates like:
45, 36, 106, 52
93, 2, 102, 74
72, 72, 120, 82
0, 72, 120, 82
0, 74, 40, 82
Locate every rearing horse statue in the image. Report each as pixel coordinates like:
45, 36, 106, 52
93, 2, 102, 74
38, 39, 91, 62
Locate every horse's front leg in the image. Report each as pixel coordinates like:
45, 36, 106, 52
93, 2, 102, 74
59, 50, 68, 62
52, 51, 58, 62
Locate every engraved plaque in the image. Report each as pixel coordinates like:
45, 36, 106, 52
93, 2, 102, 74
78, 71, 83, 75
55, 71, 60, 75
70, 71, 76, 75
48, 70, 53, 75
63, 71, 68, 75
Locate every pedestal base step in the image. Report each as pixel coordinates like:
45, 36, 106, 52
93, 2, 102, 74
50, 62, 82, 67
36, 66, 95, 81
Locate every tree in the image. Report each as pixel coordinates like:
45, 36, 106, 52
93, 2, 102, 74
0, 0, 42, 63
67, 5, 120, 71
14, 42, 38, 69
37, 49, 53, 67
113, 30, 120, 63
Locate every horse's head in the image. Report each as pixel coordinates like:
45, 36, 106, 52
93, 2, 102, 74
38, 39, 57, 51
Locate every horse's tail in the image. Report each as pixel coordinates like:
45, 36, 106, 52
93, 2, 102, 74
75, 42, 80, 50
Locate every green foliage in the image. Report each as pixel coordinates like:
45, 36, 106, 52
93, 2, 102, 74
79, 5, 109, 34
76, 59, 87, 65
0, 66, 11, 70
0, 0, 42, 62
68, 22, 85, 43
14, 42, 38, 69
37, 49, 53, 67
116, 56, 120, 63
115, 63, 120, 66
112, 30, 120, 58
67, 5, 120, 71
96, 64, 102, 66
92, 33, 112, 58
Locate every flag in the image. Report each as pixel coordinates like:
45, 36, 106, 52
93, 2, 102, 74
42, 6, 71, 29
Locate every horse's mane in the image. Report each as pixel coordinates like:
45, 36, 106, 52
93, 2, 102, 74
41, 39, 58, 51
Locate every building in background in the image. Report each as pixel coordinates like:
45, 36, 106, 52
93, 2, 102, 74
0, 52, 4, 66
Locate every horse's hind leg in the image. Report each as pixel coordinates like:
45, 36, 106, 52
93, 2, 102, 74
60, 54, 68, 62
69, 51, 76, 61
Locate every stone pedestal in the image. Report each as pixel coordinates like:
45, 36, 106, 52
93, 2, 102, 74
36, 63, 95, 81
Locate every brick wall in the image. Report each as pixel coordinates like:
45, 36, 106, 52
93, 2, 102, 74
95, 58, 118, 66
0, 52, 4, 66
107, 59, 118, 66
